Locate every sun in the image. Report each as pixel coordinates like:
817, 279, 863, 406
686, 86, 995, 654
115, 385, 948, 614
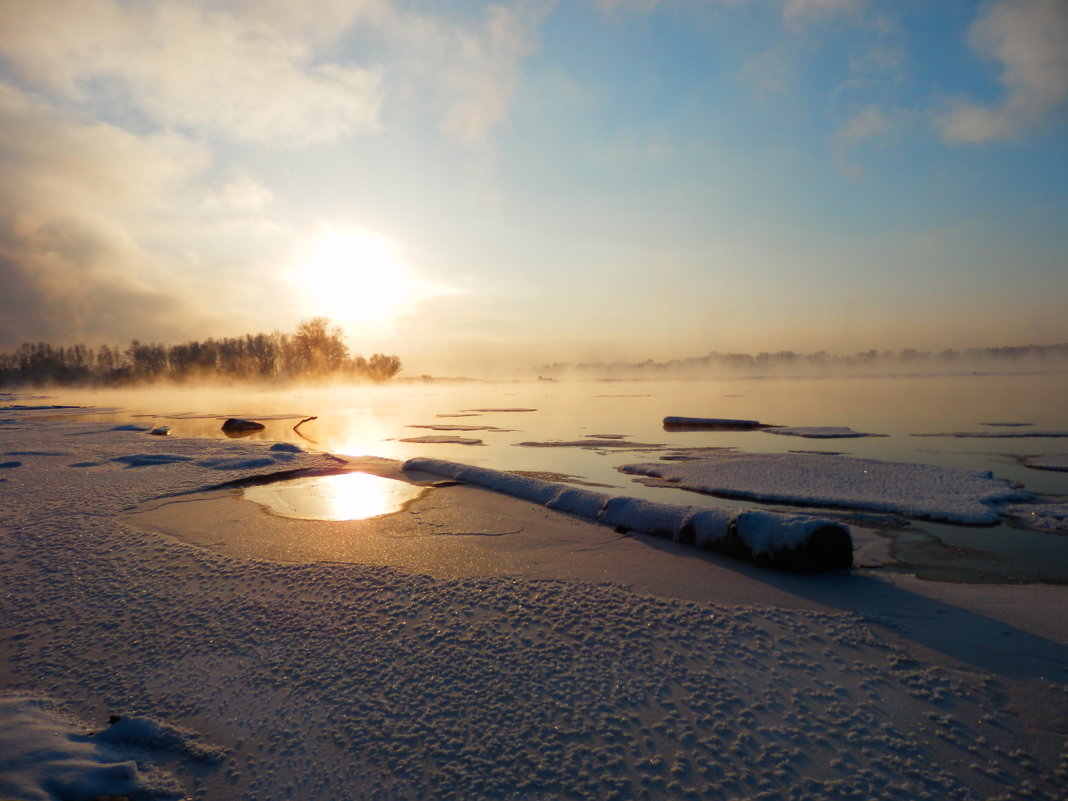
296, 226, 414, 324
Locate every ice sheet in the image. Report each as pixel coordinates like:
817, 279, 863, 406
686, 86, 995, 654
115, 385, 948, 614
621, 451, 1030, 525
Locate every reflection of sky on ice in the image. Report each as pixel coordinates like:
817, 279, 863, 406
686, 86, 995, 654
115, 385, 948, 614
244, 472, 422, 521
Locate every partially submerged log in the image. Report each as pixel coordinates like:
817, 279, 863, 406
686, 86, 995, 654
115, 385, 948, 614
662, 416, 768, 430
403, 457, 852, 573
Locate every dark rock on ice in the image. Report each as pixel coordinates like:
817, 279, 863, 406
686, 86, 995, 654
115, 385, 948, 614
222, 418, 265, 434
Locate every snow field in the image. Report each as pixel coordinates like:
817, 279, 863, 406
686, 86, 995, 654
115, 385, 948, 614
0, 418, 1065, 799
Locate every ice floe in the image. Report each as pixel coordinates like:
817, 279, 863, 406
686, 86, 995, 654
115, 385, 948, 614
1021, 454, 1068, 472
399, 435, 484, 446
407, 424, 510, 431
913, 430, 1068, 438
515, 438, 665, 449
1003, 503, 1068, 533
621, 451, 1031, 525
461, 407, 537, 413
1, 404, 121, 416
765, 426, 885, 439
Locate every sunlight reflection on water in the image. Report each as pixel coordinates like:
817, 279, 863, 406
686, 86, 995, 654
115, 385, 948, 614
243, 472, 424, 521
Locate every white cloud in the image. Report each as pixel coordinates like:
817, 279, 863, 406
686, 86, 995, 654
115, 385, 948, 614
938, 0, 1068, 143
433, 2, 557, 146
203, 177, 275, 214
831, 104, 895, 179
0, 0, 384, 147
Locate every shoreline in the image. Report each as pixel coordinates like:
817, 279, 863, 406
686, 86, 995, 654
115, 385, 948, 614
1, 417, 1066, 799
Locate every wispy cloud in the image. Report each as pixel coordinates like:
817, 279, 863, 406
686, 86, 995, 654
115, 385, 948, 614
937, 0, 1068, 143
783, 0, 863, 24
376, 1, 556, 147
0, 0, 384, 147
831, 103, 897, 179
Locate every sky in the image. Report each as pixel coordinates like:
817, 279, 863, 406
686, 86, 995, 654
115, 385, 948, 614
1, 0, 1066, 375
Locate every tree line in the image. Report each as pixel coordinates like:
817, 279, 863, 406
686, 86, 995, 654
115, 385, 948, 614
0, 318, 402, 387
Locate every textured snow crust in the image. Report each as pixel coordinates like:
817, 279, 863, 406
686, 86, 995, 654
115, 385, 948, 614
1, 418, 1066, 800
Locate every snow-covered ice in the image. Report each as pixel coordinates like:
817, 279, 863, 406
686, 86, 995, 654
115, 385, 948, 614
1023, 454, 1068, 472
913, 430, 1068, 438
1003, 503, 1068, 534
765, 426, 885, 439
399, 434, 484, 445
407, 424, 509, 431
515, 437, 665, 449
622, 451, 1031, 525
1, 417, 1066, 800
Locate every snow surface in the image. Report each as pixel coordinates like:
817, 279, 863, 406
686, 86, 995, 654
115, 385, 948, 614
1, 417, 1066, 799
1003, 503, 1068, 534
622, 452, 1031, 525
0, 696, 224, 800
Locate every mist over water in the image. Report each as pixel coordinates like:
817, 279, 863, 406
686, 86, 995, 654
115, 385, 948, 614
31, 369, 1068, 583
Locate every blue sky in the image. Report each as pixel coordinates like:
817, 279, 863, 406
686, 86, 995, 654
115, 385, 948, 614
1, 0, 1065, 373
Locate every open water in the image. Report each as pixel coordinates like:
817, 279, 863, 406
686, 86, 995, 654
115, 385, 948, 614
30, 370, 1068, 584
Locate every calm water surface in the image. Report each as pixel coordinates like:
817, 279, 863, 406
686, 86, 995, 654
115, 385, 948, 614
39, 371, 1068, 584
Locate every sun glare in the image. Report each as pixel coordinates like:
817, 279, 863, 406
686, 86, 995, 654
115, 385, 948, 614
296, 227, 416, 324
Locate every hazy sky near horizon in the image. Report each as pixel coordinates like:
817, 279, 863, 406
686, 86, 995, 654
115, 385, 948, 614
1, 0, 1066, 374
